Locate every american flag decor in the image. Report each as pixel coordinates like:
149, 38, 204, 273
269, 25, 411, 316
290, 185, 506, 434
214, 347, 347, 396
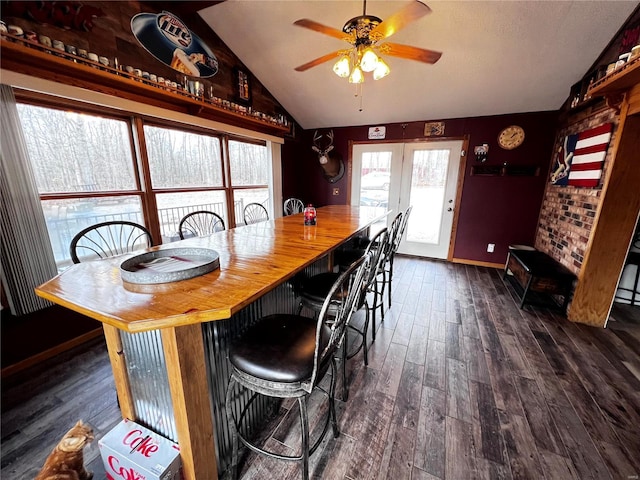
566, 123, 613, 188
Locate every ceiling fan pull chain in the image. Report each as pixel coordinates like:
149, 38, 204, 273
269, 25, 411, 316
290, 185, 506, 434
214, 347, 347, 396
355, 83, 364, 112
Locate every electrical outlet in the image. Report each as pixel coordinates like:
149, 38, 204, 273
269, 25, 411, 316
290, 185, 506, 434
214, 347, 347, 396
332, 187, 339, 195
487, 243, 495, 253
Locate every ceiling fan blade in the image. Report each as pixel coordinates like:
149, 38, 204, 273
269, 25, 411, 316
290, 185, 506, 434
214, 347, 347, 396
295, 50, 343, 72
293, 19, 349, 41
381, 42, 442, 64
370, 1, 431, 40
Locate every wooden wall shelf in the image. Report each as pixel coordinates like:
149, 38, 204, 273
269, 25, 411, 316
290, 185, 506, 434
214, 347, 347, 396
0, 36, 291, 138
588, 57, 640, 97
471, 165, 540, 177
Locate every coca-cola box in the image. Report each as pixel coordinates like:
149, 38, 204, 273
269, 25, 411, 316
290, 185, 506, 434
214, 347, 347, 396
99, 419, 182, 480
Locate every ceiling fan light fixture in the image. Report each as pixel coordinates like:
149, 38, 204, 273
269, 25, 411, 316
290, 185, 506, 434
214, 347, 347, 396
349, 65, 364, 84
360, 47, 379, 72
333, 55, 351, 78
373, 57, 391, 80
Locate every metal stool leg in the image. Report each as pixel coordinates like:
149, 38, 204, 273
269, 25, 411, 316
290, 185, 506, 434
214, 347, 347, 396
329, 358, 340, 437
297, 397, 310, 480
225, 377, 239, 480
341, 339, 349, 401
387, 258, 394, 307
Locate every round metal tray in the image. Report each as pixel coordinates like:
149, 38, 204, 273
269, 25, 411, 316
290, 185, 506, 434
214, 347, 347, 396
120, 247, 220, 285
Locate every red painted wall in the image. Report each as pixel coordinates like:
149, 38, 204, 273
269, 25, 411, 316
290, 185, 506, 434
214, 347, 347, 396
283, 111, 558, 264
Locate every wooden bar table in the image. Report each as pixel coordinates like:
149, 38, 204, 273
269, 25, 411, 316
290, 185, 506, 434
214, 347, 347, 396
35, 206, 384, 480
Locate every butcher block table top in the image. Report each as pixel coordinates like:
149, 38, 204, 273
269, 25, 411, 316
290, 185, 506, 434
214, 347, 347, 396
36, 206, 385, 333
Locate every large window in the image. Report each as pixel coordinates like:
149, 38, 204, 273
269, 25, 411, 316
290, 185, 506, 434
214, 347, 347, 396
16, 99, 275, 269
144, 124, 227, 242
228, 139, 270, 225
145, 125, 223, 189
17, 104, 144, 268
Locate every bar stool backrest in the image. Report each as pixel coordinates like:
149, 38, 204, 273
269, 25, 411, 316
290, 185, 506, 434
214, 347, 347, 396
284, 198, 305, 216
178, 210, 225, 239
396, 205, 413, 251
365, 228, 389, 286
308, 253, 370, 391
243, 203, 269, 225
70, 220, 154, 264
386, 212, 404, 258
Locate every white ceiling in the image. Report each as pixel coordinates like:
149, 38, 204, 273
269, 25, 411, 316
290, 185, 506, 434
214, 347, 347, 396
198, 1, 637, 130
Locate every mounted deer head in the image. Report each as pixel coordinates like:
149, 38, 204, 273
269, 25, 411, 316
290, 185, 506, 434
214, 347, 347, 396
312, 130, 344, 183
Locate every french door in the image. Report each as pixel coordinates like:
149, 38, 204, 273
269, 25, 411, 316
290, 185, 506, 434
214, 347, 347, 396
351, 140, 463, 259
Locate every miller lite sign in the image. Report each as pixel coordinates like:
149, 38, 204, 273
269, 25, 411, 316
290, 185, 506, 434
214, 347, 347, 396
131, 10, 218, 78
99, 419, 182, 480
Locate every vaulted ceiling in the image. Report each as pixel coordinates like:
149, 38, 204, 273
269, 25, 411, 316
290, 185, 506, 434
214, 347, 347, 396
198, 1, 637, 130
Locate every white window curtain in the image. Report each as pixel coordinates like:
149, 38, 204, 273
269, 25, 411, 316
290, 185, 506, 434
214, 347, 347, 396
0, 84, 58, 315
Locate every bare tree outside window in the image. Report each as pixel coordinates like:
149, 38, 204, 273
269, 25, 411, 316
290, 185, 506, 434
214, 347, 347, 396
18, 105, 136, 193
228, 140, 268, 186
17, 104, 142, 269
144, 125, 223, 188
229, 139, 270, 222
15, 101, 276, 267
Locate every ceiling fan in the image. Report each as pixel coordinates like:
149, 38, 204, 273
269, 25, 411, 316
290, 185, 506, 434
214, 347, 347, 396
293, 0, 441, 83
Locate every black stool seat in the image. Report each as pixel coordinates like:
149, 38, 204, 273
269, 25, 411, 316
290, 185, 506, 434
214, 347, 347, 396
300, 273, 341, 305
230, 314, 330, 383
335, 247, 365, 269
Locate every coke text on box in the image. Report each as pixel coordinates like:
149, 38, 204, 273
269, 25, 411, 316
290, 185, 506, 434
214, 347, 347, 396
99, 418, 182, 480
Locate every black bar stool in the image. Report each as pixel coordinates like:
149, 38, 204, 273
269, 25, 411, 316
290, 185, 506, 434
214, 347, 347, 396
297, 228, 388, 399
376, 211, 404, 313
387, 205, 413, 307
225, 254, 371, 480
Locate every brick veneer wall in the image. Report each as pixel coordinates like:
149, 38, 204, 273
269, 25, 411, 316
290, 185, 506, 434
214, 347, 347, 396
535, 104, 619, 275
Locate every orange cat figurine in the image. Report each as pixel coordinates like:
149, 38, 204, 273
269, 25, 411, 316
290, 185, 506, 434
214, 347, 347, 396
35, 420, 94, 480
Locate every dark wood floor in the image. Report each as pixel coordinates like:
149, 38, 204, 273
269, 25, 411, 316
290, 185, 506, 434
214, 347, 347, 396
2, 257, 640, 479
1, 335, 120, 479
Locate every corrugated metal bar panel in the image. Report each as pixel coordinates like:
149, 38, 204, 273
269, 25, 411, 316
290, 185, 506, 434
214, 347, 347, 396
120, 330, 177, 442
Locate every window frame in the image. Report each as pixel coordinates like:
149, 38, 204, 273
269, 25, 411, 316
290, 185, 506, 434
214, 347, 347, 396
14, 88, 280, 267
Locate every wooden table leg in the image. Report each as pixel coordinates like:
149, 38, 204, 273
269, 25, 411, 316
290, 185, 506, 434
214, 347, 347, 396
162, 324, 217, 480
102, 324, 135, 420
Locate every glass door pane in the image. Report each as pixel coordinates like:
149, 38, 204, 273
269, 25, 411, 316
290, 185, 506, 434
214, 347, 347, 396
351, 143, 404, 228
399, 141, 462, 259
359, 151, 392, 220
406, 149, 449, 244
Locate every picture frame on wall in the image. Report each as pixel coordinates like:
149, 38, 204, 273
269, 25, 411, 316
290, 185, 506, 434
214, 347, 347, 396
235, 68, 251, 105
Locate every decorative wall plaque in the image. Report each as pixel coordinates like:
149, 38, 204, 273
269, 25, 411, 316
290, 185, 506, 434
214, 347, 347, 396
235, 68, 251, 104
549, 123, 612, 187
424, 121, 445, 137
368, 126, 386, 139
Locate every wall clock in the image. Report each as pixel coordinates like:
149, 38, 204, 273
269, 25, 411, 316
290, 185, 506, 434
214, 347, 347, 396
498, 125, 525, 150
